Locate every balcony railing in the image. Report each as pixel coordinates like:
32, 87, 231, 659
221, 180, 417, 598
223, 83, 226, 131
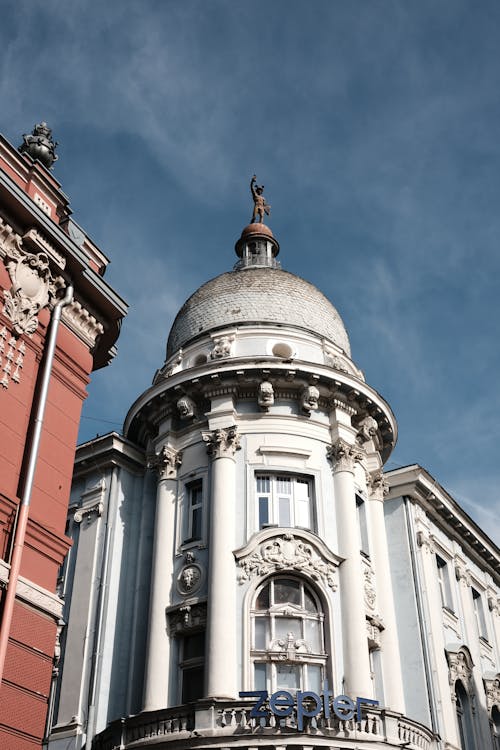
92, 700, 437, 750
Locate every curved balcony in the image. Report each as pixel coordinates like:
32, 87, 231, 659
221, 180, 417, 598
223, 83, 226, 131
92, 700, 438, 750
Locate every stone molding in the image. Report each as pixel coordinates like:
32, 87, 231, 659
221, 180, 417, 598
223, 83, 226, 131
326, 438, 363, 474
329, 397, 357, 417
454, 559, 472, 586
22, 228, 66, 270
0, 559, 63, 619
363, 560, 377, 611
209, 334, 234, 360
235, 529, 341, 589
202, 426, 240, 459
0, 326, 26, 389
488, 594, 500, 615
149, 445, 183, 480
366, 614, 384, 649
0, 217, 64, 336
61, 300, 104, 349
416, 530, 435, 554
484, 674, 500, 712
166, 601, 207, 636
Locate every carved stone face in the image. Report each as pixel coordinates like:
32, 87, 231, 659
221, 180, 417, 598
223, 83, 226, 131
301, 385, 319, 413
178, 564, 201, 594
258, 380, 274, 408
358, 415, 378, 443
177, 396, 195, 418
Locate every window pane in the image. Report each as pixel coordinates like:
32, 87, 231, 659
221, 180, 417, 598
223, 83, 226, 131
190, 483, 202, 506
182, 665, 204, 702
307, 664, 322, 694
278, 496, 291, 526
303, 589, 318, 613
273, 579, 300, 605
295, 479, 309, 498
183, 632, 205, 659
256, 584, 270, 610
254, 618, 267, 649
256, 476, 270, 493
259, 496, 269, 528
296, 497, 310, 529
275, 617, 301, 641
276, 477, 291, 494
254, 663, 267, 691
304, 619, 321, 652
276, 663, 300, 690
191, 507, 202, 540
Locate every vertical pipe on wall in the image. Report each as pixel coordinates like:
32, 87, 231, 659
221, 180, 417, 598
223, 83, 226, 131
0, 284, 73, 687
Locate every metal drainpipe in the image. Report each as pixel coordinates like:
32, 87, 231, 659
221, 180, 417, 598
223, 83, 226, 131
0, 284, 74, 686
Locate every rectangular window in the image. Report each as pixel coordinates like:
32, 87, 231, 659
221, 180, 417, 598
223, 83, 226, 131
356, 495, 370, 557
472, 587, 488, 640
185, 479, 203, 542
436, 554, 454, 611
255, 474, 314, 531
180, 631, 205, 702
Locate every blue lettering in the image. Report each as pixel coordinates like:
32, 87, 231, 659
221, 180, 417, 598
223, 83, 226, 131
239, 690, 269, 718
332, 694, 355, 720
269, 690, 294, 716
296, 690, 322, 731
356, 696, 379, 722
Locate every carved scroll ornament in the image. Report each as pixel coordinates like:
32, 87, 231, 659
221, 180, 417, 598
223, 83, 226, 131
0, 218, 62, 337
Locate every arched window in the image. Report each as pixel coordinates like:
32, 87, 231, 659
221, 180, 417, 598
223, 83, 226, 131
250, 576, 327, 694
455, 681, 475, 750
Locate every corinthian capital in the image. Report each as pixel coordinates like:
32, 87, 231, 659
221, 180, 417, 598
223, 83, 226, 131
202, 426, 241, 459
326, 438, 363, 474
368, 470, 389, 501
149, 445, 183, 480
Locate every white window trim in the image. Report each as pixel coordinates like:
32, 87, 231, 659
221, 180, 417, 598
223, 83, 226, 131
254, 472, 315, 532
177, 470, 208, 552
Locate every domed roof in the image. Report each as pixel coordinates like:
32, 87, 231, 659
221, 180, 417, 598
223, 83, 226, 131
166, 266, 351, 358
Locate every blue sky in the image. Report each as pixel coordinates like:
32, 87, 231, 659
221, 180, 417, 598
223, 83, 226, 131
1, 0, 499, 541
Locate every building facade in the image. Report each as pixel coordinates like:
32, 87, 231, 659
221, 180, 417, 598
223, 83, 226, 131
47, 215, 500, 750
0, 124, 127, 749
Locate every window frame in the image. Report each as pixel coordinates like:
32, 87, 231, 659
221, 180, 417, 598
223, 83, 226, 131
471, 586, 489, 641
179, 473, 207, 550
255, 473, 315, 532
178, 630, 205, 703
249, 576, 327, 695
435, 553, 455, 612
355, 494, 370, 558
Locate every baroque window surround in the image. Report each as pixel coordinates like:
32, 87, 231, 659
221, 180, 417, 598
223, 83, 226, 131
235, 527, 341, 692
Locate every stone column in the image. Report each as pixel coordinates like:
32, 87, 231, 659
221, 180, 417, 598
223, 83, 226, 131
328, 438, 372, 698
416, 530, 460, 747
143, 446, 182, 711
368, 471, 405, 713
202, 426, 240, 699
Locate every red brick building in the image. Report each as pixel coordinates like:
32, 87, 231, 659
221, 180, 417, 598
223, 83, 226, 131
0, 124, 127, 749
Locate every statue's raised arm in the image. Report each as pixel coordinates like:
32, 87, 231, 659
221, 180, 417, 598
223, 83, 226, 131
250, 174, 271, 224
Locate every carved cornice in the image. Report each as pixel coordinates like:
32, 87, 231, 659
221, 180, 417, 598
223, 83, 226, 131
326, 438, 363, 474
0, 217, 63, 336
0, 559, 63, 618
202, 426, 240, 459
235, 529, 341, 589
62, 300, 104, 349
166, 601, 207, 636
149, 445, 183, 480
73, 480, 105, 523
22, 228, 66, 270
454, 559, 472, 586
329, 398, 357, 417
74, 501, 103, 524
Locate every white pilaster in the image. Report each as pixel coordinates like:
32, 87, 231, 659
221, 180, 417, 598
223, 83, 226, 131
203, 426, 240, 699
368, 471, 406, 713
328, 438, 372, 698
143, 446, 182, 711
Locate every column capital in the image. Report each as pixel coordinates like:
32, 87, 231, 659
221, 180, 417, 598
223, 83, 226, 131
326, 438, 363, 474
368, 470, 389, 501
149, 445, 183, 480
202, 425, 241, 459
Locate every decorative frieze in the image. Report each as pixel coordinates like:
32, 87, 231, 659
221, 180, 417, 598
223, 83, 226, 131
326, 438, 363, 474
202, 426, 240, 459
329, 397, 357, 417
149, 446, 183, 480
0, 218, 63, 337
166, 602, 207, 636
236, 532, 338, 589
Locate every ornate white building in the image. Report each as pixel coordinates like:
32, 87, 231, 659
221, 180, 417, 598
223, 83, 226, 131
47, 217, 500, 750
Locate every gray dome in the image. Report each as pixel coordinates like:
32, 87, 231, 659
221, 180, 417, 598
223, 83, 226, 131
166, 267, 351, 358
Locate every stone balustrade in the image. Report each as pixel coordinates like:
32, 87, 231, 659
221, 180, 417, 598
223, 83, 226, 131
91, 701, 437, 749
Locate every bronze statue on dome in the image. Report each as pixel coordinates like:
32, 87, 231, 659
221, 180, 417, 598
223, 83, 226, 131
250, 175, 271, 224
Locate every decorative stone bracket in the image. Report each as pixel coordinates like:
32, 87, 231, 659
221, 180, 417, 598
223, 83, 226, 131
148, 445, 183, 480
326, 438, 364, 474
202, 426, 240, 459
166, 601, 207, 636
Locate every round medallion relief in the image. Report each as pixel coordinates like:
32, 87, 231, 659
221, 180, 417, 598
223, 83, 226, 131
177, 563, 203, 596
